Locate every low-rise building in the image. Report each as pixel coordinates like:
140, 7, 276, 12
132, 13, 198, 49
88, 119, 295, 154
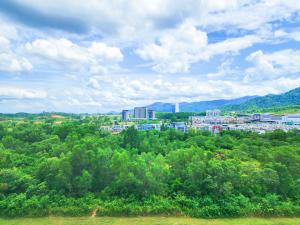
100, 125, 130, 133
260, 114, 283, 123
172, 122, 187, 132
190, 115, 237, 125
282, 114, 300, 125
251, 113, 261, 121
135, 123, 161, 131
206, 109, 221, 117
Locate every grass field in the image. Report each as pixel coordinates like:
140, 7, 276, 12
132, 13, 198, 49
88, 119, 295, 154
0, 217, 300, 225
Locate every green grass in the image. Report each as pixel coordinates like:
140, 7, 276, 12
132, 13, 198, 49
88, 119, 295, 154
1, 217, 300, 225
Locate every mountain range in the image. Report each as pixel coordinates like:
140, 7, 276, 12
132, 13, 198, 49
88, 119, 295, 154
146, 87, 300, 112
222, 87, 300, 111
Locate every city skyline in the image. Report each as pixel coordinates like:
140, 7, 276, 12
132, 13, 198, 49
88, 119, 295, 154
1, 1, 300, 113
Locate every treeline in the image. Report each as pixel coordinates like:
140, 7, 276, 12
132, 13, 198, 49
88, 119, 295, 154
0, 120, 300, 217
156, 112, 205, 121
234, 105, 300, 114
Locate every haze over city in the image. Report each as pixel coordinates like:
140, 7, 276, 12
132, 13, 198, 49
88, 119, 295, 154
1, 0, 300, 113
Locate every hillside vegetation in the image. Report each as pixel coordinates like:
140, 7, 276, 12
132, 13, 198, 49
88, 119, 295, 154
222, 87, 300, 112
0, 118, 300, 218
147, 96, 255, 112
147, 87, 300, 113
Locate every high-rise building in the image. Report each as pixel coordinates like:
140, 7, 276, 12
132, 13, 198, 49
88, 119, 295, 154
172, 103, 180, 113
134, 107, 148, 119
175, 103, 179, 113
121, 110, 129, 121
148, 109, 155, 120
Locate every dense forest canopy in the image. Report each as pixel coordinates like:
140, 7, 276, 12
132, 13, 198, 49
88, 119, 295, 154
0, 117, 300, 217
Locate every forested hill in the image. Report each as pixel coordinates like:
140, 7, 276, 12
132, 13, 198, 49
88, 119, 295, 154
147, 87, 300, 113
222, 87, 300, 111
147, 96, 256, 112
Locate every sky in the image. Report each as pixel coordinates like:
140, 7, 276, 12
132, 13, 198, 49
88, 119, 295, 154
0, 0, 300, 113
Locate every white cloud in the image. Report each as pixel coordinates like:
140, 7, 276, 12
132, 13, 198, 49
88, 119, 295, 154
274, 29, 300, 42
199, 0, 300, 30
244, 49, 300, 82
2, 72, 300, 113
1, 0, 299, 75
88, 42, 123, 62
16, 0, 300, 37
24, 38, 123, 74
0, 54, 32, 72
136, 24, 263, 73
87, 77, 101, 89
0, 36, 10, 52
207, 60, 238, 79
0, 21, 19, 40
81, 73, 300, 112
0, 86, 47, 99
0, 36, 32, 72
1, 1, 300, 112
136, 22, 207, 73
201, 34, 262, 60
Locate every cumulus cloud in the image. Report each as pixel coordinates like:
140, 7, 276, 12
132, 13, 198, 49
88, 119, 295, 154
0, 1, 88, 33
24, 38, 123, 74
1, 0, 300, 112
207, 60, 238, 79
136, 24, 263, 73
136, 22, 207, 73
0, 85, 47, 99
200, 0, 300, 30
202, 34, 262, 60
244, 49, 300, 82
82, 74, 300, 112
2, 72, 300, 113
0, 22, 18, 40
0, 36, 32, 72
274, 29, 300, 42
11, 0, 300, 38
0, 36, 11, 52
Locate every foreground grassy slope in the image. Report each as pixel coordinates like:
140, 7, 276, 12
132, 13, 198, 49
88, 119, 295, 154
1, 217, 300, 225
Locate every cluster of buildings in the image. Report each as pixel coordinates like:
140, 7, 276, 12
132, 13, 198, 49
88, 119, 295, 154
190, 110, 300, 134
122, 103, 180, 121
100, 106, 300, 135
100, 123, 161, 133
252, 113, 300, 124
122, 107, 156, 121
100, 122, 189, 133
191, 109, 238, 125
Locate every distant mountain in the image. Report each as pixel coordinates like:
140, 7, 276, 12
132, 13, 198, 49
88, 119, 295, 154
222, 87, 300, 111
179, 96, 256, 112
147, 96, 256, 112
145, 87, 300, 113
147, 102, 175, 112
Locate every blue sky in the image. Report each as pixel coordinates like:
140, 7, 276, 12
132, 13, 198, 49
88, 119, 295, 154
0, 0, 300, 113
